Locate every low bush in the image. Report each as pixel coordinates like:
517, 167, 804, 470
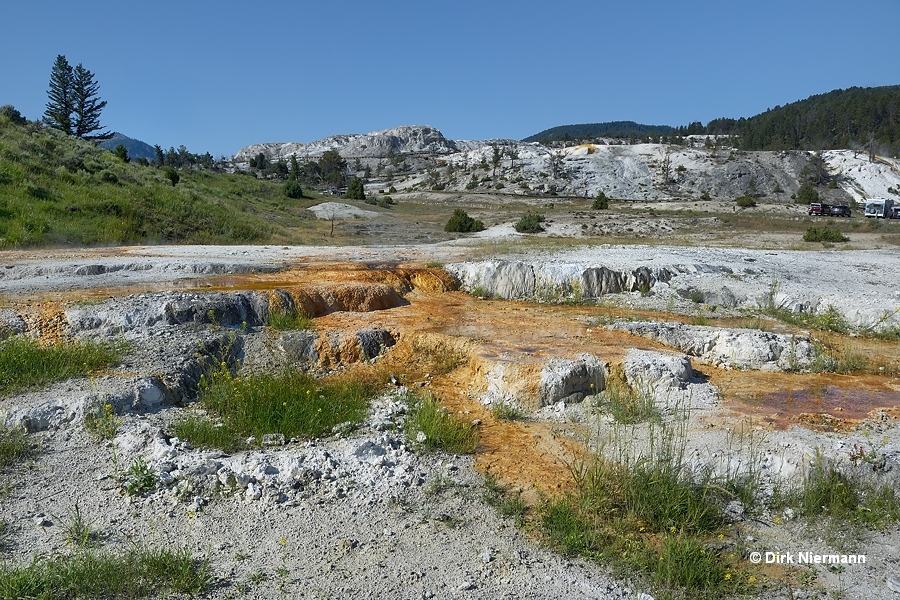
734, 195, 756, 208
514, 211, 545, 233
803, 226, 848, 243
794, 183, 819, 204
283, 179, 304, 199
444, 208, 484, 233
591, 192, 609, 210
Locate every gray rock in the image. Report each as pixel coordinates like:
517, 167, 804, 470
610, 321, 816, 371
356, 328, 396, 360
538, 354, 606, 407
623, 349, 693, 391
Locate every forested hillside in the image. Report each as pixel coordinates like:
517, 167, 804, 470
527, 86, 900, 156
699, 86, 900, 154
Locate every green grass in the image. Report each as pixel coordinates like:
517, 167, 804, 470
482, 472, 527, 525
0, 337, 123, 396
491, 401, 528, 421
0, 116, 319, 247
177, 367, 374, 449
403, 392, 478, 454
780, 449, 900, 530
0, 546, 210, 598
598, 368, 658, 424
83, 402, 120, 441
0, 426, 29, 469
539, 409, 766, 598
171, 412, 245, 453
266, 307, 313, 331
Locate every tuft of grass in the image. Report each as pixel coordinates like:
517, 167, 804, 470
540, 408, 761, 598
781, 449, 900, 530
403, 392, 478, 454
171, 412, 245, 453
61, 503, 96, 548
0, 546, 210, 598
483, 472, 527, 525
491, 401, 527, 421
598, 367, 658, 424
0, 337, 124, 396
266, 307, 313, 331
181, 366, 374, 449
0, 425, 29, 470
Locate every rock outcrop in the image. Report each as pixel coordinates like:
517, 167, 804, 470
445, 260, 678, 301
609, 321, 816, 371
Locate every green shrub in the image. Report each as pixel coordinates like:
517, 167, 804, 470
444, 208, 484, 233
0, 105, 27, 125
591, 192, 609, 210
514, 211, 545, 233
283, 179, 304, 199
345, 177, 365, 200
376, 195, 394, 208
804, 226, 848, 243
795, 183, 819, 204
734, 195, 756, 208
163, 166, 180, 186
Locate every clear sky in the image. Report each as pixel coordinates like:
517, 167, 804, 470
3, 0, 898, 158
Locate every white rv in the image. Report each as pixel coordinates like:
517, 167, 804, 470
864, 198, 895, 218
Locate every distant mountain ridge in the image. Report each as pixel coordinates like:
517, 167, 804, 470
522, 121, 675, 144
98, 132, 156, 161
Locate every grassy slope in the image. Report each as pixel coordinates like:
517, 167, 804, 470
0, 117, 327, 248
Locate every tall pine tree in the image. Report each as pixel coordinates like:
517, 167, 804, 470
71, 63, 110, 139
44, 55, 74, 135
43, 55, 110, 139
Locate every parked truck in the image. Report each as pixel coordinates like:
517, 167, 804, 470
864, 198, 895, 218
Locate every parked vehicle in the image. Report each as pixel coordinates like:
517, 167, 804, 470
892, 206, 900, 219
830, 205, 851, 217
808, 202, 831, 216
864, 198, 895, 218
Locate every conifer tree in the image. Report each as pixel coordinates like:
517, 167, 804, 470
71, 63, 110, 139
44, 55, 74, 135
44, 55, 110, 139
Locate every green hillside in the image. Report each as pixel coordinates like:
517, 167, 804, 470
0, 116, 320, 248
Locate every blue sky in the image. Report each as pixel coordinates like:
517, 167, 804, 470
3, 0, 898, 158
